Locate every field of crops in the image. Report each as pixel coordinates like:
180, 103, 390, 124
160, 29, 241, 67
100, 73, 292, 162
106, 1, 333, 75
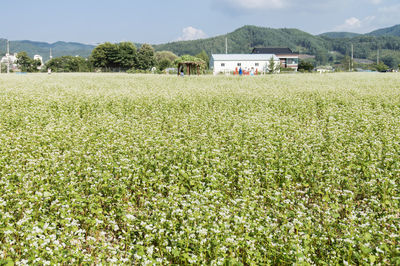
0, 73, 399, 264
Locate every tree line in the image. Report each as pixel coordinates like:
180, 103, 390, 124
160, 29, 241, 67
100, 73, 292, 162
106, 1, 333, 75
9, 42, 210, 73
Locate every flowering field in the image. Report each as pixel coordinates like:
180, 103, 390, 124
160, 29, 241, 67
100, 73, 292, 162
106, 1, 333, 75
0, 73, 399, 264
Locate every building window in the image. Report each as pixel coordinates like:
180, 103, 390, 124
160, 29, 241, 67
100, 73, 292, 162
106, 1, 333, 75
221, 63, 225, 67
255, 63, 259, 67
287, 58, 299, 65
237, 63, 241, 67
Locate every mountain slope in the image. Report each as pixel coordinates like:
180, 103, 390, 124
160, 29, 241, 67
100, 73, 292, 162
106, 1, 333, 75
368, 24, 400, 37
0, 39, 95, 61
154, 25, 328, 55
319, 32, 361, 38
1, 24, 400, 68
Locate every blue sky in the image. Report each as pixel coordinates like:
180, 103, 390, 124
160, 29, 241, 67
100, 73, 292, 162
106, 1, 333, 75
2, 0, 399, 44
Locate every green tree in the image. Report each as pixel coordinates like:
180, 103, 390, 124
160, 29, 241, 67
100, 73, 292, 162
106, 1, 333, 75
90, 42, 119, 71
115, 42, 137, 70
16, 52, 39, 72
268, 56, 278, 73
315, 49, 328, 66
90, 42, 137, 71
374, 62, 389, 72
158, 59, 171, 71
155, 51, 178, 63
45, 56, 91, 72
381, 55, 398, 69
195, 50, 210, 69
298, 60, 314, 72
340, 56, 351, 71
136, 44, 156, 70
155, 51, 178, 71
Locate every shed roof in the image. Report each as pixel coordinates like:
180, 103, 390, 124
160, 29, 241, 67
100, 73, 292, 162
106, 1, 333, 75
212, 54, 279, 61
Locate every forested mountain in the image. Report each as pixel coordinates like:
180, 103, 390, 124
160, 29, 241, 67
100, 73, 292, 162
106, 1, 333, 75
154, 26, 327, 55
153, 25, 400, 67
368, 24, 400, 37
1, 24, 400, 68
0, 39, 94, 61
319, 32, 361, 38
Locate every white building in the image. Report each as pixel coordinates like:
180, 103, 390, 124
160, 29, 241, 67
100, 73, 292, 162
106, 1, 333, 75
1, 53, 18, 70
1, 53, 18, 64
34, 55, 44, 69
211, 54, 280, 75
34, 55, 43, 65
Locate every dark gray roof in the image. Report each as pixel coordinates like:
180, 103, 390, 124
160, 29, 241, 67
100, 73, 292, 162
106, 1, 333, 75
212, 54, 279, 61
252, 48, 297, 55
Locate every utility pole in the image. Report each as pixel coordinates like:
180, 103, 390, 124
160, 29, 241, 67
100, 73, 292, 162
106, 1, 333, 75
377, 48, 379, 64
351, 43, 354, 71
6, 40, 10, 74
225, 38, 228, 54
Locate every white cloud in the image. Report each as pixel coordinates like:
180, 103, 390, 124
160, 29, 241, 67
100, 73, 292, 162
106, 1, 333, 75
334, 16, 376, 32
177, 27, 208, 41
370, 0, 382, 4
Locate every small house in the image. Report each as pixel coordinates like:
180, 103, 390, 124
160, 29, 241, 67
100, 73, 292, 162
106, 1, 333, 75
252, 48, 299, 71
210, 54, 280, 75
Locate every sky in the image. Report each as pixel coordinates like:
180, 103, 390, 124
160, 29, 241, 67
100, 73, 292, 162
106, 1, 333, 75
1, 0, 399, 44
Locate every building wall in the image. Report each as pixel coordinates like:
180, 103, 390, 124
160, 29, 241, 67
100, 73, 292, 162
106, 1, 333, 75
277, 54, 299, 70
213, 60, 280, 74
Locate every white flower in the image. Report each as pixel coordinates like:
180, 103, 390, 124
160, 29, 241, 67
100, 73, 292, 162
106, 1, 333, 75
126, 214, 135, 220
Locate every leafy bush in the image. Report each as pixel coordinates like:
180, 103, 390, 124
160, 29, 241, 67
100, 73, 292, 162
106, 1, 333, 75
298, 60, 314, 72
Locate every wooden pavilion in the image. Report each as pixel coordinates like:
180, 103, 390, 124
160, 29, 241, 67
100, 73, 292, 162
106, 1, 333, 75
176, 55, 206, 76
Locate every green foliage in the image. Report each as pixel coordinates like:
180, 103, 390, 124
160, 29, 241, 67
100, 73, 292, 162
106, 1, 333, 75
90, 42, 118, 70
368, 24, 400, 37
90, 42, 136, 71
298, 60, 314, 72
45, 56, 92, 72
338, 55, 351, 71
319, 32, 362, 38
152, 25, 400, 69
174, 55, 205, 65
154, 25, 328, 56
154, 51, 178, 63
174, 55, 206, 74
0, 38, 94, 61
381, 55, 398, 69
315, 49, 328, 65
16, 51, 40, 72
154, 51, 178, 71
195, 50, 210, 69
157, 59, 171, 71
373, 62, 389, 72
280, 67, 296, 72
0, 63, 7, 73
115, 42, 137, 70
135, 44, 156, 71
268, 56, 277, 73
0, 73, 399, 264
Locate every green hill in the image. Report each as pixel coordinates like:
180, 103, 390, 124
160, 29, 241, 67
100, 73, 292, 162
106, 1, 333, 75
368, 24, 400, 37
0, 39, 95, 61
1, 24, 400, 68
154, 25, 328, 55
319, 32, 361, 38
154, 25, 400, 67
